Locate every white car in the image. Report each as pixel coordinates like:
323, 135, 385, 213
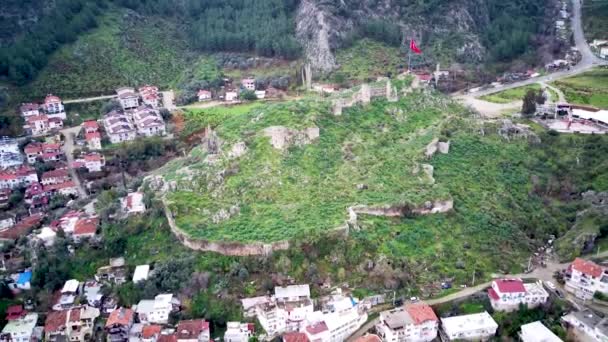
545, 281, 556, 290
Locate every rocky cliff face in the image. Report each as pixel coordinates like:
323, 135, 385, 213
295, 0, 492, 72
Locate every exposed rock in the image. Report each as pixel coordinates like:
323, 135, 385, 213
438, 141, 450, 154
412, 200, 454, 215
498, 120, 541, 143
296, 0, 337, 73
228, 142, 248, 159
422, 164, 435, 184
263, 126, 320, 150
357, 184, 368, 190
425, 138, 439, 158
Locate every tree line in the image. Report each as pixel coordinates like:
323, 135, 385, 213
0, 0, 105, 85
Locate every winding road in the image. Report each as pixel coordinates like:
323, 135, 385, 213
461, 0, 606, 100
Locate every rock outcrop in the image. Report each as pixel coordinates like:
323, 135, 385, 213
263, 126, 320, 150
425, 138, 450, 158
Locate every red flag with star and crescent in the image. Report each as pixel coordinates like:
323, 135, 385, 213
409, 39, 422, 54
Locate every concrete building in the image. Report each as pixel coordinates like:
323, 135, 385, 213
376, 302, 438, 342
519, 321, 562, 342
224, 322, 253, 342
1, 313, 38, 342
103, 111, 137, 144
43, 95, 66, 120
44, 306, 100, 342
132, 264, 150, 283
241, 78, 256, 91
440, 311, 498, 341
562, 310, 608, 342
132, 106, 166, 137
565, 258, 608, 299
105, 307, 134, 342
136, 294, 179, 324
139, 85, 160, 108
122, 192, 146, 214
487, 279, 549, 312
302, 295, 368, 342
175, 319, 210, 342
116, 88, 140, 110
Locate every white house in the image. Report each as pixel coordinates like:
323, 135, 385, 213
224, 322, 252, 342
197, 90, 212, 102
36, 227, 57, 247
1, 313, 38, 342
566, 258, 608, 299
562, 310, 608, 342
376, 302, 439, 342
440, 311, 498, 341
85, 132, 102, 150
519, 321, 562, 342
132, 106, 166, 137
241, 77, 256, 91
103, 111, 137, 144
302, 295, 368, 342
255, 90, 266, 99
43, 95, 66, 120
132, 264, 150, 283
601, 47, 608, 59
0, 214, 15, 231
175, 319, 210, 342
136, 294, 179, 324
225, 91, 238, 102
139, 85, 160, 108
83, 153, 105, 172
26, 115, 50, 136
487, 279, 548, 312
116, 88, 140, 110
255, 285, 314, 336
20, 103, 40, 118
0, 137, 19, 155
122, 192, 146, 214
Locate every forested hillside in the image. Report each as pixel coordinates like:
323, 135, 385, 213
0, 0, 558, 87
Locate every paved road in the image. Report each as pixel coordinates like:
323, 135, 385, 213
60, 125, 88, 198
63, 95, 117, 104
461, 0, 606, 99
161, 90, 176, 111
348, 251, 608, 340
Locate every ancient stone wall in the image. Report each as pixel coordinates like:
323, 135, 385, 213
162, 198, 290, 256
332, 80, 398, 115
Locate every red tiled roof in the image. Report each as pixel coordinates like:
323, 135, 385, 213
44, 181, 76, 192
0, 214, 43, 239
494, 279, 526, 293
84, 154, 103, 162
283, 332, 310, 342
404, 303, 438, 325
105, 308, 134, 328
26, 115, 48, 123
157, 334, 177, 342
488, 288, 499, 300
44, 95, 61, 104
20, 103, 40, 112
572, 258, 604, 278
6, 305, 24, 317
85, 132, 101, 141
0, 173, 17, 181
45, 310, 67, 333
353, 334, 382, 342
42, 169, 69, 180
68, 308, 81, 322
305, 321, 328, 335
42, 143, 61, 151
175, 320, 210, 339
82, 121, 99, 129
74, 217, 99, 235
24, 142, 42, 154
142, 325, 162, 338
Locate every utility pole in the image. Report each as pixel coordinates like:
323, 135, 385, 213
472, 268, 476, 286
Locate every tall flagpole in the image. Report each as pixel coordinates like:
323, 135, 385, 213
408, 38, 411, 72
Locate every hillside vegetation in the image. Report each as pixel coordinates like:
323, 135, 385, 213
152, 90, 607, 283
553, 68, 608, 109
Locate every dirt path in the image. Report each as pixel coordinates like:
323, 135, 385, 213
60, 125, 88, 198
541, 82, 566, 103
63, 95, 117, 104
458, 97, 522, 118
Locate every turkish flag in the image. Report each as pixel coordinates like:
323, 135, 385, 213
409, 39, 422, 54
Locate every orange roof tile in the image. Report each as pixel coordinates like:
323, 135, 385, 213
404, 302, 437, 325
572, 258, 604, 278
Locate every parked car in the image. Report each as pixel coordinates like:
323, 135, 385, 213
545, 281, 556, 291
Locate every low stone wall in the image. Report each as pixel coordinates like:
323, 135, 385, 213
162, 198, 290, 256
333, 80, 398, 115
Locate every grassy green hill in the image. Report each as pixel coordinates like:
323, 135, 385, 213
152, 90, 607, 280
553, 68, 608, 109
